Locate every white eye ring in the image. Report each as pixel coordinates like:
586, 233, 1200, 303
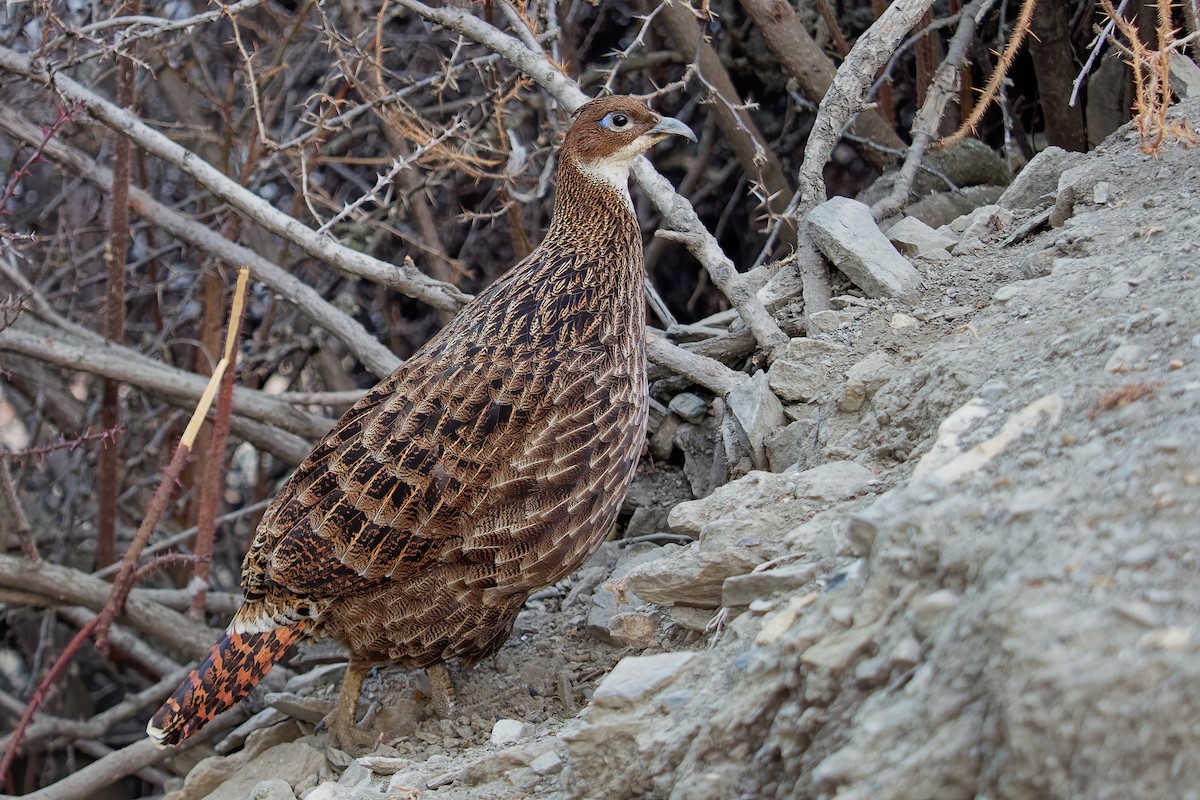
601, 112, 631, 130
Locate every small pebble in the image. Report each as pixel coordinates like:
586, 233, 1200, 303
980, 379, 1008, 402
1120, 543, 1160, 567
490, 719, 527, 746
668, 392, 709, 424
749, 599, 776, 615
890, 313, 919, 330
1113, 601, 1160, 628
1100, 281, 1132, 300
530, 751, 564, 776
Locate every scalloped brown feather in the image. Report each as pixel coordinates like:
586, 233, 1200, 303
148, 96, 694, 746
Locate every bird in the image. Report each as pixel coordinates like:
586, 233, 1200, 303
147, 95, 696, 752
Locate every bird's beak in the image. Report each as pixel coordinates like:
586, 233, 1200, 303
649, 115, 698, 143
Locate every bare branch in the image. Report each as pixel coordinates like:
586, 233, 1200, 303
0, 44, 469, 314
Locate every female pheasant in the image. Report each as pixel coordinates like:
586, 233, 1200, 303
147, 96, 695, 750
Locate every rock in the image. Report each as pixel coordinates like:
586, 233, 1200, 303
591, 652, 698, 709
387, 771, 429, 794
950, 204, 1015, 242
909, 589, 960, 639
906, 184, 1005, 228
606, 611, 659, 648
489, 719, 530, 746
1105, 343, 1145, 373
808, 308, 865, 333
885, 216, 956, 261
265, 692, 332, 724
890, 313, 919, 330
588, 544, 669, 644
625, 548, 760, 608
354, 756, 411, 775
808, 197, 924, 301
668, 392, 708, 424
722, 564, 819, 607
250, 779, 296, 800
302, 784, 383, 800
768, 337, 849, 403
998, 146, 1085, 210
173, 741, 325, 800
1120, 543, 1159, 567
840, 351, 896, 412
1170, 52, 1200, 97
668, 606, 716, 632
668, 462, 878, 538
727, 370, 786, 470
765, 419, 817, 473
530, 750, 564, 776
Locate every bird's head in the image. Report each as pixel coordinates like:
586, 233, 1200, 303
563, 96, 696, 199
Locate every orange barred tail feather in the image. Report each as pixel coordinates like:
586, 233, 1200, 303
147, 622, 308, 746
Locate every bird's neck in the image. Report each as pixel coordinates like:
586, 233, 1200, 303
545, 154, 639, 241
507, 153, 646, 355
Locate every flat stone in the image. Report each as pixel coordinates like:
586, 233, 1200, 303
885, 216, 957, 260
668, 392, 708, 424
490, 719, 530, 746
264, 692, 331, 724
840, 351, 896, 412
728, 370, 786, 470
591, 652, 697, 709
808, 197, 924, 301
808, 308, 865, 333
722, 564, 819, 607
999, 146, 1084, 210
354, 756, 412, 776
768, 337, 849, 403
302, 784, 384, 800
625, 548, 760, 608
191, 742, 326, 800
250, 779, 296, 800
530, 751, 564, 776
668, 462, 878, 537
668, 606, 716, 632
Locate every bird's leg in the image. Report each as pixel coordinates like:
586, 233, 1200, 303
326, 657, 379, 755
426, 662, 457, 718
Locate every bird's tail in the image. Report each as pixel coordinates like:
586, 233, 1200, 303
147, 620, 309, 746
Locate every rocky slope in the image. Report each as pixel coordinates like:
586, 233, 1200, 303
164, 101, 1200, 800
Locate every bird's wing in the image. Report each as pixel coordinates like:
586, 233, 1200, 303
240, 317, 630, 604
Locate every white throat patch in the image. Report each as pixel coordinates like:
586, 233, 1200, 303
574, 140, 649, 212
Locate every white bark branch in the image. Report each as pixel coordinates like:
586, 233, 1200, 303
0, 45, 469, 314
0, 105, 402, 379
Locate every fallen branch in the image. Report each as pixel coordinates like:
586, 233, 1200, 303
0, 557, 215, 657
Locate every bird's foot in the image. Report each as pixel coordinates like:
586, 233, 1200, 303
326, 715, 382, 757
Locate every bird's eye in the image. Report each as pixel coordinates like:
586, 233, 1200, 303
602, 112, 631, 130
